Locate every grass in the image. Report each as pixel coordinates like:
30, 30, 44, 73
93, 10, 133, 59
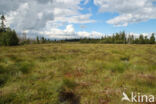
0, 43, 156, 104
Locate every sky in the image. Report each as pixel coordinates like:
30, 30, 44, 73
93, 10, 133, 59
0, 0, 156, 39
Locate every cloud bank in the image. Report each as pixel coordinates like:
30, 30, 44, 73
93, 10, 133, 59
39, 24, 104, 39
39, 24, 152, 39
0, 0, 94, 32
0, 0, 54, 31
94, 0, 156, 26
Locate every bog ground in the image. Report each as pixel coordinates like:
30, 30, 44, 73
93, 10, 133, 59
0, 44, 156, 104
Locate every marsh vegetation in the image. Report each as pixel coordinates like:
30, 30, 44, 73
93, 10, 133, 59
0, 44, 156, 104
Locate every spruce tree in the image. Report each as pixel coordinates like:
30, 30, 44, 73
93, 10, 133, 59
0, 15, 6, 32
0, 15, 19, 46
150, 33, 155, 44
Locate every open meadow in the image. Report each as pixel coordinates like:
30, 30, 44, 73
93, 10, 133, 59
0, 43, 156, 104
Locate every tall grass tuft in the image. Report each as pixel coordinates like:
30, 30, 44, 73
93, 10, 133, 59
17, 61, 34, 74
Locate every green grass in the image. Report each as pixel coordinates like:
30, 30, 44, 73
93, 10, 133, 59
0, 43, 156, 104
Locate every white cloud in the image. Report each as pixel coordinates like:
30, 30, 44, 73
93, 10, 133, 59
2, 0, 54, 31
94, 0, 156, 26
39, 24, 104, 39
23, 24, 152, 39
39, 24, 76, 39
77, 31, 103, 38
6, 1, 54, 31
1, 0, 95, 32
52, 0, 95, 24
54, 14, 95, 24
129, 32, 152, 38
40, 24, 152, 39
83, 0, 90, 5
65, 25, 75, 34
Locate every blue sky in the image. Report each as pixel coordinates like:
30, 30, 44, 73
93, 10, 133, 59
1, 0, 156, 39
74, 0, 156, 34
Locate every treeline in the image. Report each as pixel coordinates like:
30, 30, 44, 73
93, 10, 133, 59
30, 32, 155, 44
17, 31, 156, 45
20, 36, 54, 45
79, 32, 155, 44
